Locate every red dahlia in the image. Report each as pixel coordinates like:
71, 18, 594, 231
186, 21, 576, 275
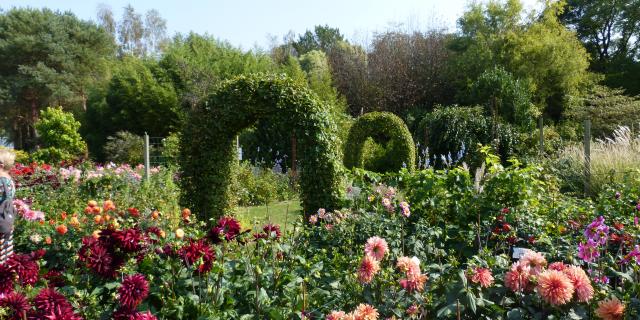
0, 263, 14, 295
113, 228, 144, 252
6, 253, 40, 286
178, 239, 215, 274
262, 224, 282, 240
208, 216, 241, 243
0, 292, 30, 320
113, 308, 158, 320
118, 274, 150, 308
31, 288, 82, 320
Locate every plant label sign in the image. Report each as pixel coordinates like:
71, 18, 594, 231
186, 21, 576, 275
512, 247, 528, 259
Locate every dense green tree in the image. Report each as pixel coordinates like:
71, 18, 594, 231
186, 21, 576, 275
327, 41, 373, 116
293, 25, 344, 55
466, 67, 537, 128
451, 0, 592, 120
32, 106, 87, 163
560, 0, 640, 95
106, 57, 181, 136
0, 8, 115, 149
160, 33, 275, 108
566, 85, 640, 138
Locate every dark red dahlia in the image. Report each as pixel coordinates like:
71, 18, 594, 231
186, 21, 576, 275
113, 228, 144, 252
113, 308, 157, 320
0, 263, 14, 295
0, 292, 30, 320
6, 253, 40, 286
208, 216, 241, 243
262, 224, 281, 240
43, 270, 65, 288
31, 288, 82, 320
178, 239, 215, 274
118, 274, 149, 308
145, 227, 162, 244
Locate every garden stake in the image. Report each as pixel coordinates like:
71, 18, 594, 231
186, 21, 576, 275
456, 299, 461, 320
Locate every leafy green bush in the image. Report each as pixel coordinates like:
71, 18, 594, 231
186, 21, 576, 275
32, 106, 87, 163
235, 161, 296, 206
160, 132, 180, 166
343, 112, 415, 172
417, 105, 518, 167
103, 131, 144, 165
180, 74, 344, 220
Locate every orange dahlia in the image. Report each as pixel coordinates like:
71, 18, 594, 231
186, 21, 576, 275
353, 303, 378, 320
563, 265, 593, 303
358, 255, 380, 284
595, 297, 625, 320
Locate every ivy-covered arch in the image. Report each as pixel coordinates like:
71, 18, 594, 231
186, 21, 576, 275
343, 112, 415, 172
179, 74, 344, 220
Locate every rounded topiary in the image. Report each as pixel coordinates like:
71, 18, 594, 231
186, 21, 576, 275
343, 112, 415, 172
179, 74, 344, 220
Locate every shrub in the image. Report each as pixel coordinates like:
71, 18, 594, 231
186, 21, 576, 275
32, 106, 87, 163
103, 131, 144, 165
160, 132, 180, 166
235, 161, 296, 206
343, 112, 415, 172
417, 106, 518, 167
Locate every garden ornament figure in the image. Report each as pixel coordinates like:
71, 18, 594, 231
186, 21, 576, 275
0, 149, 16, 264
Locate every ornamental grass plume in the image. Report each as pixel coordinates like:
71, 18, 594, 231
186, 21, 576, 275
353, 303, 378, 320
536, 270, 575, 306
358, 255, 380, 284
0, 292, 29, 320
504, 261, 531, 293
595, 297, 625, 320
471, 267, 494, 288
563, 265, 594, 303
364, 236, 388, 261
118, 274, 150, 308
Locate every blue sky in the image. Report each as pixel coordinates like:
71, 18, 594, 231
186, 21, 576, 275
1, 0, 540, 50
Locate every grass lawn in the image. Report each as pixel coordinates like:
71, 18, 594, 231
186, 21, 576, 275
236, 199, 303, 231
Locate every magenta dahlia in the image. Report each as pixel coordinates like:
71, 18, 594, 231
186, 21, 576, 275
118, 274, 150, 308
178, 239, 215, 274
0, 292, 30, 320
262, 224, 282, 239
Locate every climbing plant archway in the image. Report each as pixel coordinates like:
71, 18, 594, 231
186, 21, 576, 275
343, 112, 415, 172
179, 74, 344, 220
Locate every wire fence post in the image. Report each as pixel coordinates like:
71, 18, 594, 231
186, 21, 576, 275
583, 120, 591, 196
144, 132, 150, 181
538, 117, 544, 156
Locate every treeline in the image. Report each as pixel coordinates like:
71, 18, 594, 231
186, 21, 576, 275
1, 0, 639, 165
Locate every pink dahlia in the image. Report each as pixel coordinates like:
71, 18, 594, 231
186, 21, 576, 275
0, 292, 30, 320
396, 256, 420, 275
520, 250, 547, 275
471, 267, 494, 288
178, 239, 215, 274
563, 266, 594, 303
358, 255, 380, 284
326, 310, 347, 320
353, 303, 378, 320
595, 297, 625, 320
113, 228, 144, 252
536, 270, 575, 306
406, 304, 419, 316
118, 274, 150, 308
364, 236, 388, 261
548, 262, 567, 272
400, 272, 428, 293
209, 216, 241, 243
504, 261, 531, 293
309, 214, 318, 225
134, 311, 158, 320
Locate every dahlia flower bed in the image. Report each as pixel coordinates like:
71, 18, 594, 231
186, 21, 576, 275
1, 157, 640, 319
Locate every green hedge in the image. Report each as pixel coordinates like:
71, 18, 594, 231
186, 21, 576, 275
343, 112, 415, 172
179, 74, 344, 220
